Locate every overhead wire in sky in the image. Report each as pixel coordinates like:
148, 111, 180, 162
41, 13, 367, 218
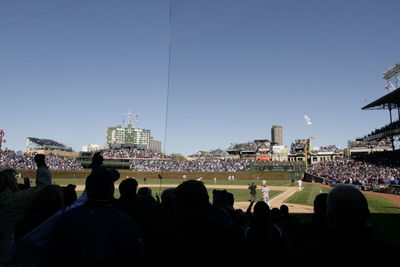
163, 0, 173, 154
0, 0, 86, 31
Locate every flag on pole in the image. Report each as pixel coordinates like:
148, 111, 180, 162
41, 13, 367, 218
304, 115, 312, 125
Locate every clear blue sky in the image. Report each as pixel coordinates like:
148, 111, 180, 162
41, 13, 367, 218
1, 0, 399, 155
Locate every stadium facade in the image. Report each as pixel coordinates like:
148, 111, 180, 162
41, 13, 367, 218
347, 138, 392, 158
361, 61, 400, 151
287, 139, 343, 165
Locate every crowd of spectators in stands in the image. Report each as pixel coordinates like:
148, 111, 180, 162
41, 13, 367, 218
195, 148, 229, 157
228, 140, 269, 152
365, 119, 400, 137
27, 137, 66, 148
0, 154, 395, 266
348, 138, 392, 149
357, 150, 400, 167
130, 158, 252, 172
0, 150, 83, 170
255, 161, 304, 171
312, 145, 341, 153
307, 158, 400, 190
101, 148, 169, 159
290, 139, 307, 153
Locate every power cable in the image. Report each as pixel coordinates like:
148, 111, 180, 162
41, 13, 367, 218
0, 0, 86, 31
163, 0, 173, 154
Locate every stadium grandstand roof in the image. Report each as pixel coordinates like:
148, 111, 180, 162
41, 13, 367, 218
362, 87, 400, 110
27, 137, 66, 147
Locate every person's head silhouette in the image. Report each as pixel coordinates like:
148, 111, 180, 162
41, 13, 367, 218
34, 154, 46, 167
119, 178, 138, 198
327, 185, 370, 232
90, 152, 104, 168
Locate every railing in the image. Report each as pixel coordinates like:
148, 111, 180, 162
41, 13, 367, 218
364, 128, 400, 141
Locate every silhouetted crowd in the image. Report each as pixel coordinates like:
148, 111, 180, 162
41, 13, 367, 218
129, 158, 252, 172
0, 150, 83, 170
307, 158, 400, 189
1, 154, 396, 266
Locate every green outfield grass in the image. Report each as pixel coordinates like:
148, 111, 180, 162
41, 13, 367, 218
204, 189, 283, 202
285, 184, 331, 206
76, 188, 283, 203
53, 178, 293, 186
284, 183, 400, 242
57, 178, 400, 214
285, 184, 400, 214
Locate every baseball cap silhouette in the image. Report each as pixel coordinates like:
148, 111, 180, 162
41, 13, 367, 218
85, 168, 120, 200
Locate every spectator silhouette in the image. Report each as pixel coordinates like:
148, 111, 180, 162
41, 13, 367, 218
212, 189, 230, 208
170, 180, 237, 267
293, 193, 328, 249
0, 168, 51, 264
43, 168, 142, 267
88, 152, 104, 170
280, 204, 300, 246
144, 188, 176, 266
292, 185, 395, 266
135, 187, 157, 230
15, 185, 64, 239
245, 201, 289, 266
115, 178, 138, 220
62, 184, 77, 207
34, 154, 52, 188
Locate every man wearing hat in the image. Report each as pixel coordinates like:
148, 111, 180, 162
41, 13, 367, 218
43, 168, 143, 266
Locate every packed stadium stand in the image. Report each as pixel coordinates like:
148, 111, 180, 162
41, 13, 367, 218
0, 150, 83, 170
26, 137, 73, 152
362, 86, 400, 149
227, 140, 271, 154
312, 145, 341, 153
307, 158, 399, 191
306, 65, 400, 194
189, 148, 229, 158
289, 139, 308, 154
129, 158, 252, 172
25, 137, 78, 158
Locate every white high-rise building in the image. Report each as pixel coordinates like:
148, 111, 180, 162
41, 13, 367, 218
81, 144, 101, 152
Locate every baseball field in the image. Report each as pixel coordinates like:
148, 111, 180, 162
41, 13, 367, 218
52, 177, 400, 214
50, 176, 400, 242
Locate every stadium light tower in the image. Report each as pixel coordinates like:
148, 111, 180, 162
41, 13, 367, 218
383, 62, 400, 91
124, 106, 139, 128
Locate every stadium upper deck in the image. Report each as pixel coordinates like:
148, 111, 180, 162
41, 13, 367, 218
26, 137, 73, 152
362, 63, 400, 149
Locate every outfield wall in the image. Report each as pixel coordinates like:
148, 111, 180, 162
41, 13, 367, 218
303, 172, 325, 183
16, 169, 293, 180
